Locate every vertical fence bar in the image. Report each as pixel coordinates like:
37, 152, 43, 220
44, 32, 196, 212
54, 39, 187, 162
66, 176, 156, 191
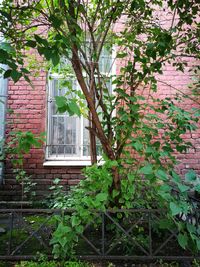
148, 212, 152, 257
102, 212, 105, 256
8, 212, 14, 255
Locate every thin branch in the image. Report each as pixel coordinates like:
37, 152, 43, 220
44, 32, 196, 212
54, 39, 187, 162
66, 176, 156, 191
91, 1, 101, 29
170, 4, 177, 30
157, 78, 200, 105
67, 1, 115, 160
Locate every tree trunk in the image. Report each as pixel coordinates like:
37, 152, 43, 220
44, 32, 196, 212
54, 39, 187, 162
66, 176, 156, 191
71, 50, 115, 160
89, 112, 97, 164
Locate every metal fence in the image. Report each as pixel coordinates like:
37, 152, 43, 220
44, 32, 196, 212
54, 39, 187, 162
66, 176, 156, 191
0, 208, 199, 262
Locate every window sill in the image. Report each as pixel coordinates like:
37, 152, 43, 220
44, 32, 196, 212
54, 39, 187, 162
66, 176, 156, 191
43, 160, 92, 167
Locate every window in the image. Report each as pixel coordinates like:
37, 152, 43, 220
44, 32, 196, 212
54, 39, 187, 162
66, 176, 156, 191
46, 77, 90, 161
0, 66, 8, 183
0, 29, 8, 181
45, 47, 114, 165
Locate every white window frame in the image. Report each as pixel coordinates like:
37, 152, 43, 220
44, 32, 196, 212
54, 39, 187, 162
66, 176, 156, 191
44, 47, 116, 166
0, 71, 8, 182
0, 24, 8, 182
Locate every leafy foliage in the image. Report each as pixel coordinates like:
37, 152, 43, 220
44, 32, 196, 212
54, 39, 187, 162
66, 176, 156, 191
49, 163, 200, 257
2, 131, 44, 200
15, 260, 91, 267
4, 131, 44, 166
45, 178, 69, 208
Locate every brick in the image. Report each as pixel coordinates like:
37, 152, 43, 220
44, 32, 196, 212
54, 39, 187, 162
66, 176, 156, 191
35, 179, 52, 185
45, 174, 54, 179
0, 190, 22, 196
68, 180, 80, 185
34, 169, 49, 174
70, 174, 81, 179
61, 174, 71, 179
29, 164, 37, 168
50, 169, 66, 174
67, 168, 83, 174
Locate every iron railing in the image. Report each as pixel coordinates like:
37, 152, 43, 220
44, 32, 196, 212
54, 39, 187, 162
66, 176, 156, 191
0, 208, 199, 262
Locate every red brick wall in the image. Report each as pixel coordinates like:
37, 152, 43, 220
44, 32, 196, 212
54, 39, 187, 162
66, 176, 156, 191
0, 72, 85, 201
156, 61, 200, 177
0, 60, 199, 202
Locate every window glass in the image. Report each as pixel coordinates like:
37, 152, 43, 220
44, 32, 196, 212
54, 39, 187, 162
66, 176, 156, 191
0, 73, 7, 145
47, 47, 113, 160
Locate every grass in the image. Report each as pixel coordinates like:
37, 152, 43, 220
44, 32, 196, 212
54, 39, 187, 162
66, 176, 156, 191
15, 260, 92, 267
0, 260, 200, 267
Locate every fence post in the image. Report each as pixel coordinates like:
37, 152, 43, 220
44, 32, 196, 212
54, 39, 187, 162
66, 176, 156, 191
102, 212, 105, 256
8, 212, 14, 255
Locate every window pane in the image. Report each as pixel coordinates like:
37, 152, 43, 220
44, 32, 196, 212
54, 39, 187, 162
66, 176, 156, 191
83, 118, 89, 156
52, 79, 59, 96
48, 75, 81, 157
65, 116, 78, 155
50, 115, 80, 157
0, 77, 7, 148
51, 117, 58, 155
57, 117, 64, 154
51, 101, 57, 115
99, 47, 112, 73
47, 45, 112, 159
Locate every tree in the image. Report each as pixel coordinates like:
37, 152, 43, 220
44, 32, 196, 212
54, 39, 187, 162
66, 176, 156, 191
0, 0, 200, 257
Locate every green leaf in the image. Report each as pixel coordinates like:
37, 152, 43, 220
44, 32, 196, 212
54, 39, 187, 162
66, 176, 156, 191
127, 173, 135, 182
20, 68, 30, 74
117, 52, 128, 58
159, 184, 171, 193
60, 237, 68, 248
59, 224, 71, 234
34, 34, 48, 47
51, 52, 60, 66
0, 10, 11, 20
76, 225, 84, 234
177, 233, 188, 249
68, 100, 81, 116
96, 193, 108, 202
172, 171, 181, 184
139, 164, 153, 175
51, 244, 60, 257
49, 14, 62, 28
196, 239, 200, 250
4, 69, 12, 79
53, 178, 60, 185
71, 216, 81, 227
0, 49, 9, 60
112, 189, 119, 198
55, 96, 66, 108
186, 223, 196, 234
24, 75, 31, 85
155, 169, 168, 181
132, 141, 143, 151
159, 218, 174, 229
25, 40, 37, 48
38, 47, 52, 60
170, 202, 182, 216
194, 184, 200, 192
177, 183, 190, 193
117, 212, 123, 219
10, 70, 22, 83
185, 170, 196, 182
0, 42, 15, 53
